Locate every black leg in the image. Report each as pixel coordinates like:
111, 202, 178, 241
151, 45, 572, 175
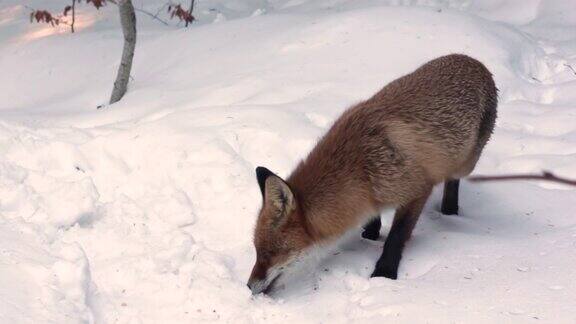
371, 190, 430, 279
371, 218, 411, 279
441, 179, 460, 215
362, 216, 381, 240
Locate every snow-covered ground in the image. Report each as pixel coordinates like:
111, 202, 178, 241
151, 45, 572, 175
1, 0, 575, 323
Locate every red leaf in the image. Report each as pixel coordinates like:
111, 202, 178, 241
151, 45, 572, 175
87, 0, 106, 9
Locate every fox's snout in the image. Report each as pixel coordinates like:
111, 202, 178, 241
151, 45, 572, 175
247, 277, 270, 295
247, 262, 268, 294
247, 277, 265, 294
247, 263, 281, 295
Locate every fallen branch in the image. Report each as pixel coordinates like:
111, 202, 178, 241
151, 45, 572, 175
469, 171, 576, 187
564, 63, 576, 77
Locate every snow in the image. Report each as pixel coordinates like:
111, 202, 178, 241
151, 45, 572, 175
1, 0, 576, 323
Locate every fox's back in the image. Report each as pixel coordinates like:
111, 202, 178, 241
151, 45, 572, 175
370, 53, 497, 153
289, 54, 497, 211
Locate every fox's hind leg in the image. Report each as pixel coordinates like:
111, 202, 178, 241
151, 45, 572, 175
441, 179, 460, 215
440, 146, 483, 216
362, 217, 381, 240
441, 102, 496, 217
371, 188, 431, 279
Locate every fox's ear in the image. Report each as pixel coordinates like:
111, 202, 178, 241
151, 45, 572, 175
255, 166, 295, 226
256, 166, 274, 198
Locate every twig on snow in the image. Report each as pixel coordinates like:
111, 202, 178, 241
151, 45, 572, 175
469, 171, 576, 187
564, 63, 576, 77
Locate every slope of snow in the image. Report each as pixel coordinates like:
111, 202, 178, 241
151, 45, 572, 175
1, 0, 575, 323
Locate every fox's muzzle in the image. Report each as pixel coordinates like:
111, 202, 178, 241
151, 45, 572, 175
247, 268, 282, 295
247, 278, 267, 295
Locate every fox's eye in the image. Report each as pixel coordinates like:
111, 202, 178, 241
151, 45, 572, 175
257, 249, 273, 263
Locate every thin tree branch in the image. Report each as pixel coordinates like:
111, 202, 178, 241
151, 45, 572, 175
134, 6, 169, 25
469, 171, 576, 187
154, 2, 170, 18
71, 0, 76, 33
24, 5, 72, 27
185, 0, 195, 27
107, 0, 170, 25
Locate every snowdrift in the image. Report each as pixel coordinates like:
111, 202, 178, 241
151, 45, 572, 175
0, 0, 575, 323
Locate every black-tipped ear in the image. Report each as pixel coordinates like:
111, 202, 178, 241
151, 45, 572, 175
256, 166, 274, 198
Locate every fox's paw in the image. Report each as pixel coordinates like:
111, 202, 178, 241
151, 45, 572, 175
361, 229, 380, 241
370, 265, 398, 280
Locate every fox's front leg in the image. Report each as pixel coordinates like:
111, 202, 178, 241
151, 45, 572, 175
371, 189, 430, 279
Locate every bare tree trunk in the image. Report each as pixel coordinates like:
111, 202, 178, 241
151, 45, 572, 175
110, 0, 137, 105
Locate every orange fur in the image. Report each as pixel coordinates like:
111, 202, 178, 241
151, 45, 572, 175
248, 54, 497, 294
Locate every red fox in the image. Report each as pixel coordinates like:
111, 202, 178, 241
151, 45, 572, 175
247, 54, 498, 295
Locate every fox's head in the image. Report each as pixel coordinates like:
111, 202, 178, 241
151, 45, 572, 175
247, 167, 315, 295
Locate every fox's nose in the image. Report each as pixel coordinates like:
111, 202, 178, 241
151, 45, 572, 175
247, 276, 268, 295
247, 278, 261, 294
248, 262, 268, 294
247, 276, 256, 290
